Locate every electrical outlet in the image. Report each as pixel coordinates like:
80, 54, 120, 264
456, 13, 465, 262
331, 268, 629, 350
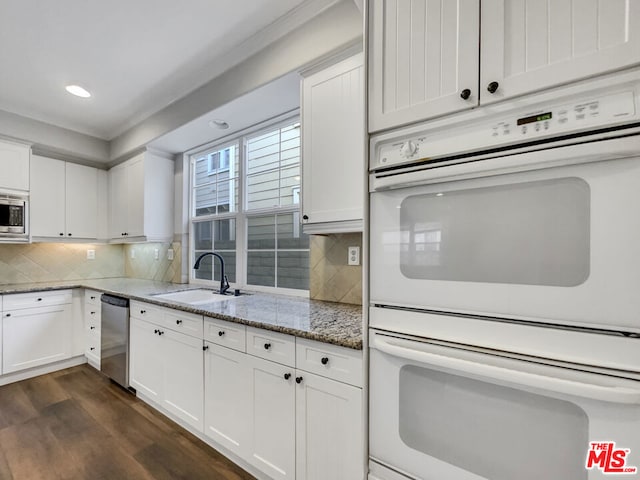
348, 246, 360, 266
167, 248, 174, 261
86, 249, 95, 260
131, 249, 135, 259
154, 248, 160, 260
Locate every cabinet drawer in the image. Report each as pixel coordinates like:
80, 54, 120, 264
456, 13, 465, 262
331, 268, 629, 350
85, 289, 102, 306
296, 338, 363, 387
130, 301, 163, 323
161, 309, 203, 338
85, 304, 101, 323
204, 318, 246, 352
246, 326, 295, 366
3, 289, 72, 310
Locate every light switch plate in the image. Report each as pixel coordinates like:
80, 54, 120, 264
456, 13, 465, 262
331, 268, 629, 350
348, 246, 360, 266
154, 248, 160, 260
167, 249, 174, 260
86, 249, 95, 260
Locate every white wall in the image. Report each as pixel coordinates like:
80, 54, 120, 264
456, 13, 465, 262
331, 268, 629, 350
110, 0, 363, 161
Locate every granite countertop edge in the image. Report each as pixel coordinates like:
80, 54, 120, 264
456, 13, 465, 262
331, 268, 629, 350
0, 280, 363, 350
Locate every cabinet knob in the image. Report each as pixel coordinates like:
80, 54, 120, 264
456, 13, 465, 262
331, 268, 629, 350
90, 311, 96, 315
59, 233, 64, 236
140, 310, 146, 314
264, 343, 271, 350
487, 81, 499, 94
321, 357, 329, 365
5, 313, 10, 317
154, 329, 159, 334
176, 319, 183, 325
159, 330, 164, 336
203, 345, 209, 351
218, 331, 225, 337
37, 298, 43, 302
90, 296, 96, 300
302, 214, 309, 221
90, 347, 95, 351
460, 88, 471, 100
295, 376, 303, 384
90, 326, 96, 330
284, 373, 291, 380
68, 233, 72, 236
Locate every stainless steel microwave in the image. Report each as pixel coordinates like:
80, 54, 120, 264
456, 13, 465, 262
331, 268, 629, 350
0, 194, 28, 241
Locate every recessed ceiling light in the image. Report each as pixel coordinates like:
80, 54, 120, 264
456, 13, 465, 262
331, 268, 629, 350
209, 119, 229, 130
65, 85, 91, 98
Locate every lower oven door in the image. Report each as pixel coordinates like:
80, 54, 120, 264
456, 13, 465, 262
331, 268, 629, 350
369, 330, 640, 480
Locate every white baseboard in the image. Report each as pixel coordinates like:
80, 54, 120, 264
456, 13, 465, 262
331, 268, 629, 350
0, 355, 87, 386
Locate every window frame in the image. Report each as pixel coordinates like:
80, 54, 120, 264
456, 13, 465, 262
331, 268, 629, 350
188, 112, 308, 296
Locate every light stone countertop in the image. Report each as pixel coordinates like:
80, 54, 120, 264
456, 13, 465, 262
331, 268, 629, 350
0, 278, 363, 350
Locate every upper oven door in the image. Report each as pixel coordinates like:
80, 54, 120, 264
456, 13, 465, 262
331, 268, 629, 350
370, 134, 640, 333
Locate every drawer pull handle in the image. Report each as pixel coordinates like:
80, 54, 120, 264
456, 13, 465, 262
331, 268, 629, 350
140, 310, 146, 314
37, 298, 43, 302
90, 296, 96, 300
218, 331, 225, 337
90, 326, 96, 330
284, 373, 291, 380
90, 311, 96, 315
296, 376, 303, 384
176, 319, 183, 325
264, 343, 272, 350
203, 345, 209, 351
321, 357, 329, 365
90, 347, 95, 351
5, 313, 10, 317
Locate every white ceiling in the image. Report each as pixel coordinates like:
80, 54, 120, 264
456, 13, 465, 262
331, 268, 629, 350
0, 0, 308, 140
148, 72, 301, 155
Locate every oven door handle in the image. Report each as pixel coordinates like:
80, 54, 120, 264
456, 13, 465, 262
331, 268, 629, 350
373, 335, 640, 405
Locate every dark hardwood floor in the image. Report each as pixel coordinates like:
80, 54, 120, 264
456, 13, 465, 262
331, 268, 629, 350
0, 364, 256, 480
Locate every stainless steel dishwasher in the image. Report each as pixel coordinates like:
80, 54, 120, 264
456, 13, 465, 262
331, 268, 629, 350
100, 294, 130, 389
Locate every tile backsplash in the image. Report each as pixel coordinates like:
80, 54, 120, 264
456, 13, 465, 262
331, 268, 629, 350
310, 233, 362, 305
124, 242, 183, 283
0, 243, 124, 285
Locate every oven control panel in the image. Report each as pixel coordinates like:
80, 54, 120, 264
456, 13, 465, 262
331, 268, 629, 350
371, 76, 639, 172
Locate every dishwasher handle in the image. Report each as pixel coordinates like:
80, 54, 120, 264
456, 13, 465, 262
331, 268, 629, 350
101, 294, 129, 308
373, 334, 640, 405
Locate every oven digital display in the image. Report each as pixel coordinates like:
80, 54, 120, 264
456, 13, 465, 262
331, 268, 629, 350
517, 112, 552, 126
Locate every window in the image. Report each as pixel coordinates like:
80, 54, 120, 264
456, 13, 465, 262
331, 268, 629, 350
190, 116, 309, 292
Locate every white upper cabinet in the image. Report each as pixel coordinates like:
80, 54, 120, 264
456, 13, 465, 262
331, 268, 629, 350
30, 155, 104, 240
368, 0, 480, 132
0, 140, 30, 192
302, 53, 366, 233
108, 151, 174, 242
369, 0, 640, 132
481, 0, 640, 104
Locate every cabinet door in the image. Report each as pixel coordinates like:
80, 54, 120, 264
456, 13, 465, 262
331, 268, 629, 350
129, 318, 163, 402
2, 304, 72, 374
204, 343, 251, 456
368, 0, 480, 132
296, 372, 363, 480
126, 155, 145, 237
247, 355, 296, 480
109, 164, 128, 239
162, 328, 204, 431
0, 141, 30, 192
30, 155, 66, 238
302, 54, 364, 226
65, 163, 98, 239
481, 0, 640, 104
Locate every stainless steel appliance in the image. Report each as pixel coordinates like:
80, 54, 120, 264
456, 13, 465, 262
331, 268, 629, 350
368, 69, 640, 480
100, 294, 130, 389
0, 193, 28, 241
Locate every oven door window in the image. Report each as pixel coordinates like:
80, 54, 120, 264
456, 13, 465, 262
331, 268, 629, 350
399, 365, 588, 480
0, 204, 24, 227
399, 177, 590, 286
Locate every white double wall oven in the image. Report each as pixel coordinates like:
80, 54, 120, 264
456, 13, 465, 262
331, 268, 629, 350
368, 70, 640, 480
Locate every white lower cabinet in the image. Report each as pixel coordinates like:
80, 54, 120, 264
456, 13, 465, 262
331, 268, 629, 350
204, 342, 251, 458
247, 355, 296, 480
295, 371, 363, 480
3, 303, 72, 374
130, 316, 204, 431
84, 290, 101, 368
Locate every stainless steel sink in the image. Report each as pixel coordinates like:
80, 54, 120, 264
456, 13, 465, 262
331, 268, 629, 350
152, 289, 237, 305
